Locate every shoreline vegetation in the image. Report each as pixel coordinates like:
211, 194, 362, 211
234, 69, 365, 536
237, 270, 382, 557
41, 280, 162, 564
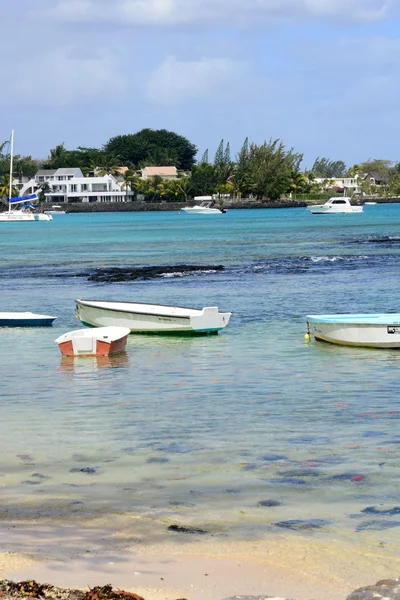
1, 129, 400, 205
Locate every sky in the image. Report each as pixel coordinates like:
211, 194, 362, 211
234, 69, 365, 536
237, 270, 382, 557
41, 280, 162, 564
2, 0, 400, 168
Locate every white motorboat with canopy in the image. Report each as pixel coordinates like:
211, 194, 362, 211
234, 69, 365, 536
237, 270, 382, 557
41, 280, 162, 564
76, 299, 232, 335
307, 197, 363, 214
182, 196, 226, 214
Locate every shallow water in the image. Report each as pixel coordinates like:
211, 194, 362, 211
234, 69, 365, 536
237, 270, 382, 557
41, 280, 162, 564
0, 206, 399, 545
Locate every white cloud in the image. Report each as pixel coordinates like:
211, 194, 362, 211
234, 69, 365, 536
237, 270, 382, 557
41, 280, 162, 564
11, 47, 127, 107
146, 56, 248, 104
35, 0, 396, 26
304, 0, 392, 22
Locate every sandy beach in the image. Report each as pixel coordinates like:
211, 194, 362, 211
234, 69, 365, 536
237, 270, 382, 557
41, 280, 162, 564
1, 517, 399, 600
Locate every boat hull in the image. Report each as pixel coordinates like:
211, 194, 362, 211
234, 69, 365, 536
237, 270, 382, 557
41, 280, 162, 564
76, 300, 231, 335
0, 312, 57, 327
0, 212, 53, 222
181, 207, 223, 214
56, 326, 130, 356
307, 314, 400, 348
307, 206, 363, 214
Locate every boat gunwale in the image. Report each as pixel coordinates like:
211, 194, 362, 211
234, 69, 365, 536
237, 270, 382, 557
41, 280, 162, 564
75, 298, 220, 320
307, 314, 400, 325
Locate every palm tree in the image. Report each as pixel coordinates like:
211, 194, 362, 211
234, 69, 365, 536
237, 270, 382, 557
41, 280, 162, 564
38, 181, 52, 202
92, 154, 122, 177
121, 169, 141, 201
0, 173, 18, 203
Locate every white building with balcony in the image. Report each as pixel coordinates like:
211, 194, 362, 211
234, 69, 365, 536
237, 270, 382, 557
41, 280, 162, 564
20, 168, 132, 203
313, 176, 361, 194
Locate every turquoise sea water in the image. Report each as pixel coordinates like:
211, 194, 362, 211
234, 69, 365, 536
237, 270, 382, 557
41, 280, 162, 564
0, 206, 399, 545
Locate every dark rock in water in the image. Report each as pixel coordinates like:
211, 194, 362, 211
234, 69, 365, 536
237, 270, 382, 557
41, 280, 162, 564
240, 463, 259, 471
361, 506, 400, 516
258, 500, 282, 507
146, 457, 169, 463
324, 473, 364, 482
169, 501, 196, 507
356, 520, 400, 531
21, 480, 42, 485
259, 454, 287, 462
189, 489, 204, 496
87, 264, 225, 283
277, 469, 321, 478
362, 431, 387, 438
69, 467, 97, 474
167, 524, 208, 534
274, 519, 330, 530
270, 477, 307, 486
288, 435, 331, 445
225, 488, 242, 494
31, 473, 50, 480
156, 442, 197, 454
347, 577, 400, 599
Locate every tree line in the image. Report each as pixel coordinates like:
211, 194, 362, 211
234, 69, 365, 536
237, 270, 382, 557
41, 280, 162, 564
1, 129, 400, 203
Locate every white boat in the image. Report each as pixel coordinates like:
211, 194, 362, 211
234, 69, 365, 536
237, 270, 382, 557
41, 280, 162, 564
307, 197, 363, 214
306, 314, 400, 348
44, 205, 66, 215
75, 299, 232, 335
0, 312, 57, 327
55, 326, 130, 357
182, 196, 226, 214
0, 131, 53, 222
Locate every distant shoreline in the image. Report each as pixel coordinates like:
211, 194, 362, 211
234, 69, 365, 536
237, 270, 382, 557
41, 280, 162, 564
43, 198, 400, 214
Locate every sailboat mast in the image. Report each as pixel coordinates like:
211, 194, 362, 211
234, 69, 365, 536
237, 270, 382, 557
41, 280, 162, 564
8, 130, 14, 211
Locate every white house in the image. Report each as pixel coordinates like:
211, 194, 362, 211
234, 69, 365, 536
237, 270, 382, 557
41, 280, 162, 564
19, 168, 132, 203
313, 176, 361, 194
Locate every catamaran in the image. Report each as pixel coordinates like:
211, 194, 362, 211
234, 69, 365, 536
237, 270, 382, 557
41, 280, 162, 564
0, 131, 52, 222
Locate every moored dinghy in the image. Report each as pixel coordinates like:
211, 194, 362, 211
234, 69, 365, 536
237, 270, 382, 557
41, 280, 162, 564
306, 313, 400, 348
0, 312, 57, 327
75, 299, 232, 335
55, 326, 130, 356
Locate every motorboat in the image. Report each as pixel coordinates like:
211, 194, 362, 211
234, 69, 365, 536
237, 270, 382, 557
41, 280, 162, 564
182, 196, 226, 214
55, 326, 130, 357
0, 131, 52, 223
75, 299, 232, 335
307, 197, 363, 214
306, 314, 400, 348
0, 312, 57, 327
44, 205, 67, 215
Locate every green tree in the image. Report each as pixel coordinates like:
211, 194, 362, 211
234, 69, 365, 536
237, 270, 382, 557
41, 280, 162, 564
312, 157, 347, 178
189, 163, 218, 197
105, 129, 197, 170
199, 149, 209, 164
244, 139, 302, 201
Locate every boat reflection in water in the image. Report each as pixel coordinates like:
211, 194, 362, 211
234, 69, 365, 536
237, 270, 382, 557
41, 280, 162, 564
59, 352, 129, 372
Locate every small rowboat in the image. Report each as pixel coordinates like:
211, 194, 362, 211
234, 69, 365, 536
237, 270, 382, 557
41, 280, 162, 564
55, 326, 130, 357
75, 299, 232, 335
306, 314, 400, 349
0, 312, 57, 327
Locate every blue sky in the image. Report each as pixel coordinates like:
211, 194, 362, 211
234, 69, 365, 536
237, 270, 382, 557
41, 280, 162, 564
2, 0, 400, 169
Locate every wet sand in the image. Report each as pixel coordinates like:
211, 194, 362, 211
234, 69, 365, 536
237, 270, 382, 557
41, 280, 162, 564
1, 519, 399, 600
